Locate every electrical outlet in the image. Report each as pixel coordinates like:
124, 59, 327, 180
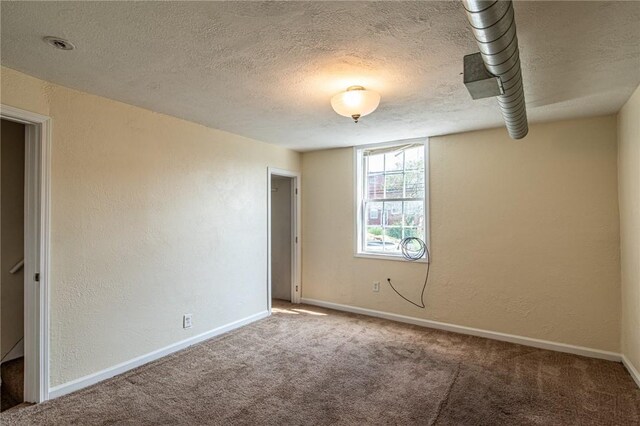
183, 314, 193, 329
373, 281, 380, 292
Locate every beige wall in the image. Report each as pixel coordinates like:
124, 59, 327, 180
0, 64, 628, 389
271, 176, 292, 301
1, 119, 25, 360
618, 85, 640, 372
1, 67, 301, 387
302, 116, 621, 352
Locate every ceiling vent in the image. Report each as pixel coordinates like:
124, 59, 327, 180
43, 37, 75, 51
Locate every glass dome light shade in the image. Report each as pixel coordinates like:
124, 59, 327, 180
331, 86, 381, 121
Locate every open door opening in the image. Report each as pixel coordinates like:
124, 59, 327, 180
1, 118, 26, 412
1, 105, 51, 405
270, 176, 293, 302
267, 168, 300, 313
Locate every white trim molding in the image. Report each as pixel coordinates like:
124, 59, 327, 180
300, 298, 622, 362
49, 310, 269, 399
622, 355, 640, 389
0, 104, 50, 125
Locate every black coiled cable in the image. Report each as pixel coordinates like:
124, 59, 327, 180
387, 237, 430, 309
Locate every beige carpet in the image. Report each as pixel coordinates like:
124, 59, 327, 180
2, 300, 639, 425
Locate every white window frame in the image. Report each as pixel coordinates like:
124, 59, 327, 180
354, 138, 430, 263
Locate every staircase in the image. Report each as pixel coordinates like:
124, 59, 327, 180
1, 357, 24, 412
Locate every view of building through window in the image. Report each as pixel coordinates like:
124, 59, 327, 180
358, 143, 426, 256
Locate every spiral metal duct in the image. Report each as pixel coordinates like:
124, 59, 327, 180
462, 0, 528, 139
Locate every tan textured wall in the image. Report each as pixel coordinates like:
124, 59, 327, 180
618, 85, 640, 372
1, 119, 25, 359
271, 176, 292, 301
302, 116, 621, 352
1, 67, 301, 386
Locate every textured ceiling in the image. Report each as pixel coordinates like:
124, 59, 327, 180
2, 1, 639, 151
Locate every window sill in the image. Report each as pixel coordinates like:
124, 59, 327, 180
354, 253, 429, 264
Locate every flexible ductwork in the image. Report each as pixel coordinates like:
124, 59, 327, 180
462, 0, 528, 139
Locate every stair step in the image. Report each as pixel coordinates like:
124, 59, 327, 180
1, 357, 24, 407
1, 386, 18, 412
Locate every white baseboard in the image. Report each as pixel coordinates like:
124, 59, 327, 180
622, 355, 640, 389
49, 310, 269, 399
1, 337, 24, 365
300, 298, 622, 362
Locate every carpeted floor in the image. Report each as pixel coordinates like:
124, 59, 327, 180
1, 300, 639, 425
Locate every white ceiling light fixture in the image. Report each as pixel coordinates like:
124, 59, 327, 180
331, 86, 381, 123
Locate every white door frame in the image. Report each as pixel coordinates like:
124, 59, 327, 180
1, 104, 51, 403
267, 167, 301, 313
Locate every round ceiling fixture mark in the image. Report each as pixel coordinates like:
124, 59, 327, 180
43, 36, 75, 51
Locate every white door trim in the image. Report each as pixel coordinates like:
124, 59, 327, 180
1, 104, 51, 403
267, 167, 301, 313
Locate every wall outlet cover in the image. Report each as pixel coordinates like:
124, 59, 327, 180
183, 314, 193, 329
373, 281, 380, 292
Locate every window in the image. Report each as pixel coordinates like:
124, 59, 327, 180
355, 139, 428, 260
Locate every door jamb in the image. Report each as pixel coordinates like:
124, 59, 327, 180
1, 104, 51, 403
267, 167, 301, 313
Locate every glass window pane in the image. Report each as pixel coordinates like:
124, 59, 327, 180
383, 228, 402, 252
403, 227, 421, 239
401, 229, 426, 258
367, 174, 384, 199
365, 227, 384, 252
367, 154, 384, 173
404, 146, 424, 170
384, 152, 403, 172
384, 201, 403, 226
404, 201, 424, 227
404, 171, 424, 198
365, 202, 383, 226
384, 173, 403, 198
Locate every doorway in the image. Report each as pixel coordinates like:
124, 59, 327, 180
271, 176, 292, 302
0, 105, 51, 405
1, 119, 26, 411
267, 168, 300, 312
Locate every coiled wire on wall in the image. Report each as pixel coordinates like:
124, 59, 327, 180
387, 237, 430, 309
